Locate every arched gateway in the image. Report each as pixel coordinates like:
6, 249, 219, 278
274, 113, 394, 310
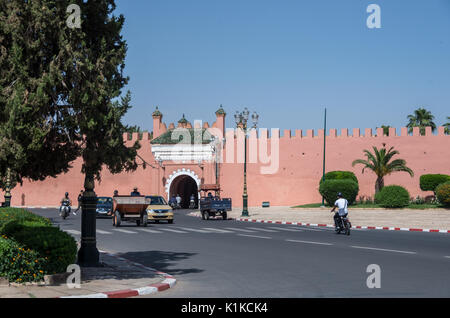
165, 169, 201, 208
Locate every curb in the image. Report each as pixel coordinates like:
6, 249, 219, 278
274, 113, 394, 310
188, 212, 450, 234
59, 251, 176, 298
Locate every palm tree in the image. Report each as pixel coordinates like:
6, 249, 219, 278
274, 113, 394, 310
380, 125, 391, 136
444, 117, 450, 135
352, 144, 414, 194
407, 108, 436, 135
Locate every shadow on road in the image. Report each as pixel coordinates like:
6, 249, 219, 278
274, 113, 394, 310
118, 250, 203, 276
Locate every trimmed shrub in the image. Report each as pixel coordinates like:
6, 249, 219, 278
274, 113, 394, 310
419, 174, 450, 193
0, 208, 52, 230
319, 171, 359, 186
375, 185, 410, 208
2, 221, 77, 275
319, 179, 359, 206
0, 236, 47, 283
436, 181, 450, 207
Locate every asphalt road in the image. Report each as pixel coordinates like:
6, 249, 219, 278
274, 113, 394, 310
32, 208, 450, 298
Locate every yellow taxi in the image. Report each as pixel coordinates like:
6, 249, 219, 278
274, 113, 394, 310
145, 195, 174, 224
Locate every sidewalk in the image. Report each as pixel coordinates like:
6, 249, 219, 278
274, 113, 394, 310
194, 206, 450, 231
0, 251, 176, 298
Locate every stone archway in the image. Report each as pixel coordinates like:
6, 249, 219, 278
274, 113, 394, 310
165, 169, 201, 208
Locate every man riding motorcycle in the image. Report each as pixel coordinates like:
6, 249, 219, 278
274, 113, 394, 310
331, 192, 349, 231
60, 192, 72, 218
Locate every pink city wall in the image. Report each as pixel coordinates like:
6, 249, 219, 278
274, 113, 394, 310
8, 111, 450, 208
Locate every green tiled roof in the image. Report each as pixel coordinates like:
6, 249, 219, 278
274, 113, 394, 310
215, 105, 226, 115
178, 114, 188, 124
152, 106, 162, 117
151, 128, 213, 145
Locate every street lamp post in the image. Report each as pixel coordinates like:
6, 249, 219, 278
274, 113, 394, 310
4, 168, 12, 207
235, 108, 259, 217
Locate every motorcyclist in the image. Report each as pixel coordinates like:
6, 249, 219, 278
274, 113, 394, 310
189, 194, 195, 208
331, 192, 349, 229
60, 192, 72, 216
169, 195, 177, 207
176, 194, 182, 208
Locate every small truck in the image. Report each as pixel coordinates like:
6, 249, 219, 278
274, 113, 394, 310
112, 195, 150, 227
199, 184, 232, 220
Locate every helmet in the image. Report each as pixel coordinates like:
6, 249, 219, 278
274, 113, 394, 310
65, 192, 69, 197
337, 192, 343, 198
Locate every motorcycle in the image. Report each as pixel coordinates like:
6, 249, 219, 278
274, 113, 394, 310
170, 201, 181, 210
335, 215, 351, 235
189, 199, 196, 209
60, 201, 71, 220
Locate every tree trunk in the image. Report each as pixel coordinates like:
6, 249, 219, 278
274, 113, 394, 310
375, 177, 384, 194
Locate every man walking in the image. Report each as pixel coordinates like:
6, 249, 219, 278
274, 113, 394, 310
74, 190, 84, 215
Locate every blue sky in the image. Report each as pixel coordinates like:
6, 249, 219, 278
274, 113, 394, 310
115, 0, 450, 133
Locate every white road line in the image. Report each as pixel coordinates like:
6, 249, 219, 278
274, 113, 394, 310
139, 229, 163, 234
158, 228, 188, 233
225, 227, 256, 233
351, 246, 417, 255
246, 227, 278, 233
202, 228, 234, 233
238, 234, 272, 240
175, 227, 211, 233
96, 230, 112, 235
444, 256, 450, 259
113, 229, 138, 234
269, 227, 303, 232
64, 230, 81, 235
286, 240, 333, 246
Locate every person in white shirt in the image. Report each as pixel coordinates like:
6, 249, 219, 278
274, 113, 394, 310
176, 194, 182, 207
331, 192, 348, 229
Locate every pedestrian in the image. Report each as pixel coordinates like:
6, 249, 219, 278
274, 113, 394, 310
74, 190, 84, 215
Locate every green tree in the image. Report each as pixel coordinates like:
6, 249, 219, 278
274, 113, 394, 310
406, 108, 436, 135
352, 144, 414, 194
444, 117, 450, 135
0, 0, 79, 201
379, 125, 391, 136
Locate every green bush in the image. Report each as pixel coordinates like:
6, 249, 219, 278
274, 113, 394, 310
0, 208, 52, 230
436, 181, 450, 207
2, 221, 77, 275
0, 236, 47, 283
419, 174, 450, 192
319, 179, 359, 206
319, 171, 359, 186
375, 185, 410, 208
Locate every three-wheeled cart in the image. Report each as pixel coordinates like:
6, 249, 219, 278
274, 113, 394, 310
199, 184, 232, 220
112, 196, 150, 227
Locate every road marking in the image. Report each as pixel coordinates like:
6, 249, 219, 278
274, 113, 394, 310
96, 230, 112, 235
139, 229, 163, 234
238, 234, 272, 240
300, 228, 327, 232
202, 228, 234, 233
175, 227, 211, 233
350, 246, 417, 255
269, 227, 303, 232
246, 227, 278, 233
65, 230, 81, 235
158, 228, 188, 233
225, 227, 256, 233
286, 239, 333, 246
113, 229, 138, 234
444, 256, 450, 259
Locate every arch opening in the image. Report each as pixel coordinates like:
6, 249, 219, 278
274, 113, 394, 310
169, 175, 199, 209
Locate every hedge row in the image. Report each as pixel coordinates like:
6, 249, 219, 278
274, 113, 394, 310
375, 185, 410, 208
0, 209, 78, 283
436, 182, 450, 207
319, 179, 359, 207
420, 174, 450, 193
0, 236, 47, 283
